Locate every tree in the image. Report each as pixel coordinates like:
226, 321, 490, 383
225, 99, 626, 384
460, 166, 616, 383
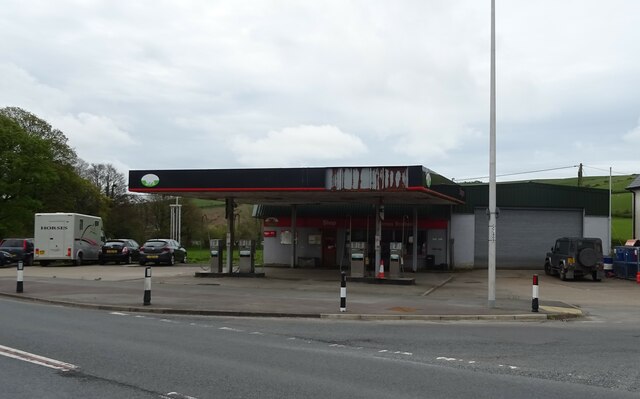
0, 108, 109, 236
180, 198, 206, 245
0, 115, 57, 236
80, 163, 127, 201
0, 107, 77, 165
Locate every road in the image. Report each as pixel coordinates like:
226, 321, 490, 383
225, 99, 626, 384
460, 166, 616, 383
0, 298, 638, 398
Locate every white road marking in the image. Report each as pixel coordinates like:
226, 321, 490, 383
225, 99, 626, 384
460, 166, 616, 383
219, 327, 244, 332
437, 357, 457, 361
250, 332, 264, 335
0, 344, 77, 372
162, 392, 199, 399
109, 312, 128, 316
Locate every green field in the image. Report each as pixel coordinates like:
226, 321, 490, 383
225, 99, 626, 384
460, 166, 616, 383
612, 217, 633, 246
190, 199, 224, 208
186, 247, 264, 264
537, 174, 637, 193
536, 174, 636, 246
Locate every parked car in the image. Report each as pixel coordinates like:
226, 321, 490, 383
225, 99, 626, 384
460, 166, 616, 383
544, 237, 604, 281
0, 250, 13, 267
99, 239, 140, 265
139, 239, 187, 266
0, 238, 34, 266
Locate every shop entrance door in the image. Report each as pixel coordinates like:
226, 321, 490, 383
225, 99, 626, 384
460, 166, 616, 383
322, 229, 337, 268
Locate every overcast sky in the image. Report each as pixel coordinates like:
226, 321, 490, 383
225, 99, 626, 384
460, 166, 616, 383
1, 1, 639, 183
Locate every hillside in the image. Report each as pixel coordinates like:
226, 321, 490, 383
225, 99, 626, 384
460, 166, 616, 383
535, 174, 636, 218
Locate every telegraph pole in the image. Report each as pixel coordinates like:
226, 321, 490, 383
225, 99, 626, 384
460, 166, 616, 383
488, 0, 497, 308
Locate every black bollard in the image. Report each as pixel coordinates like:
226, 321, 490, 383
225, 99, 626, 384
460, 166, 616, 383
143, 267, 151, 305
340, 271, 346, 312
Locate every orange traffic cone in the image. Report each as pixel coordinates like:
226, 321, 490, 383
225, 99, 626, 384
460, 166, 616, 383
376, 260, 385, 279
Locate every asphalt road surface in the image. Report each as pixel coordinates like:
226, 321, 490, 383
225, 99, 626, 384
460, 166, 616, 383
1, 298, 638, 398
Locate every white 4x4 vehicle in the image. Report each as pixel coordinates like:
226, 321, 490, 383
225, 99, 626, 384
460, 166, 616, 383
544, 237, 604, 281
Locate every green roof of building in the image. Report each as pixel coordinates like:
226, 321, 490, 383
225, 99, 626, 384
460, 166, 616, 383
454, 181, 608, 216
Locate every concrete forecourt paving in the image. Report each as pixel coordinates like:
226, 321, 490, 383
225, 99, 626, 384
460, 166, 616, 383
0, 264, 636, 321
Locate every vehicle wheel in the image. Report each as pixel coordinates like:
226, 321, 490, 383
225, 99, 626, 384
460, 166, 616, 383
73, 254, 83, 266
24, 255, 33, 266
592, 271, 601, 282
40, 261, 50, 266
126, 255, 132, 264
99, 257, 105, 265
544, 262, 552, 276
115, 260, 120, 265
168, 254, 175, 266
139, 260, 146, 266
182, 253, 188, 264
560, 267, 568, 281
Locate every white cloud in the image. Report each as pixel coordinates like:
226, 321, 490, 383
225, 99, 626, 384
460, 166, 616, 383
623, 118, 640, 142
1, 1, 640, 180
50, 113, 137, 164
230, 125, 367, 167
0, 63, 70, 114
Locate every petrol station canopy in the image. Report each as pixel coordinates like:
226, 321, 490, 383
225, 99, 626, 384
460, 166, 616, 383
128, 165, 465, 206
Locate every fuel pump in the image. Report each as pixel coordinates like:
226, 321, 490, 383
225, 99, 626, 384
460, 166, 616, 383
350, 241, 368, 278
389, 242, 403, 278
210, 239, 225, 273
238, 239, 255, 273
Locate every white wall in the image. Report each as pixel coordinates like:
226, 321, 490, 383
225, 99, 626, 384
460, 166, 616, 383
450, 214, 475, 269
263, 227, 323, 266
583, 215, 610, 254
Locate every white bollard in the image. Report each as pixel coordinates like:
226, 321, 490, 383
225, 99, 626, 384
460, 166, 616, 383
532, 274, 539, 312
340, 272, 347, 312
143, 267, 151, 305
17, 261, 24, 293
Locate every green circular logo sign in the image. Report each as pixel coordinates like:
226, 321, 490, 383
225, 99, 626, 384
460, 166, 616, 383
141, 174, 159, 188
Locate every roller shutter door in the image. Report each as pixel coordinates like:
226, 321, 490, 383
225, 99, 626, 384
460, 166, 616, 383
474, 208, 583, 269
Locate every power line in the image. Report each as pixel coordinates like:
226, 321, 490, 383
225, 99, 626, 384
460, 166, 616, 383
582, 164, 637, 176
455, 165, 578, 182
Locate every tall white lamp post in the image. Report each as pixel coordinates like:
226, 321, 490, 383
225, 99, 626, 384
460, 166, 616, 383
488, 0, 497, 308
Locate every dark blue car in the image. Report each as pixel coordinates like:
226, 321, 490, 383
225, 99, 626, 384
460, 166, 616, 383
99, 239, 140, 265
0, 238, 34, 266
139, 239, 187, 266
